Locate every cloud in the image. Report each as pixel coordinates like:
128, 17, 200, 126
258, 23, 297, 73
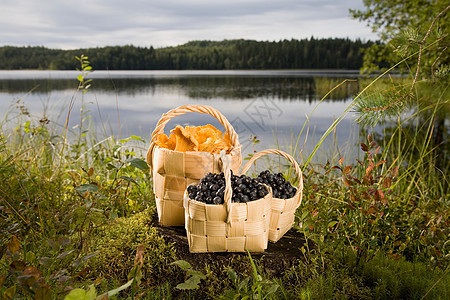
0, 0, 377, 49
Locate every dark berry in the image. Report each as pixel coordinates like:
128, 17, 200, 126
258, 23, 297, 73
187, 185, 197, 193
241, 195, 249, 203
217, 186, 224, 198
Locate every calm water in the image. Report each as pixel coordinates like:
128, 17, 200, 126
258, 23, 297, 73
0, 70, 365, 162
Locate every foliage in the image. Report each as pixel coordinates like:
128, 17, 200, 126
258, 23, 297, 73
75, 54, 93, 93
0, 38, 373, 70
1, 48, 449, 299
170, 260, 206, 290
359, 253, 450, 300
350, 0, 449, 77
220, 252, 280, 300
281, 250, 449, 300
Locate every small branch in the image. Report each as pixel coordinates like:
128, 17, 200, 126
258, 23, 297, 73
431, 45, 448, 77
363, 5, 449, 113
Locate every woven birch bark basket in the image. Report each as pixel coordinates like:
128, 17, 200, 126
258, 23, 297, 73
146, 105, 242, 226
241, 149, 303, 243
183, 152, 272, 253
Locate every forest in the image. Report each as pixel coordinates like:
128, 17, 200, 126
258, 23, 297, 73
0, 38, 375, 70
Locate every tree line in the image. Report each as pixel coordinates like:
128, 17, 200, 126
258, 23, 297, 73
0, 38, 377, 70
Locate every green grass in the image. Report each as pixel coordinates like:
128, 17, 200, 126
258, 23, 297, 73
0, 63, 449, 299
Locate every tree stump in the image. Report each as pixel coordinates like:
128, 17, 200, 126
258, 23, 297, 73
151, 213, 312, 277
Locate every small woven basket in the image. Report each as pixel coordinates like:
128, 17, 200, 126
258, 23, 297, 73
183, 152, 272, 253
147, 105, 242, 226
241, 149, 303, 243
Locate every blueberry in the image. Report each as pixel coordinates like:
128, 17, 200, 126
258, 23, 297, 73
217, 186, 225, 198
195, 194, 203, 202
187, 184, 197, 193
213, 196, 222, 204
241, 195, 249, 203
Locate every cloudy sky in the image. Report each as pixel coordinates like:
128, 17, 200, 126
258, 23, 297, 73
0, 0, 378, 49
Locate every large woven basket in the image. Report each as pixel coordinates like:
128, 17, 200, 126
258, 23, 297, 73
241, 149, 303, 243
183, 153, 272, 253
147, 105, 242, 226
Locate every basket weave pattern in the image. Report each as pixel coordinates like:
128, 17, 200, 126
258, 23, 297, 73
184, 153, 272, 253
241, 149, 303, 242
147, 105, 242, 226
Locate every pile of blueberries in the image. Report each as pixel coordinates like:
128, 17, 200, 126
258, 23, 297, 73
187, 170, 297, 204
256, 170, 297, 199
187, 172, 268, 204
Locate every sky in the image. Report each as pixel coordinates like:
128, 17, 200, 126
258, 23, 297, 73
0, 0, 378, 50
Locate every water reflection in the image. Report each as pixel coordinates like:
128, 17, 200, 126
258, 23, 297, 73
0, 70, 363, 161
0, 72, 360, 101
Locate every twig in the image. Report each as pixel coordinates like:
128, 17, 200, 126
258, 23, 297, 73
363, 5, 449, 113
431, 45, 448, 77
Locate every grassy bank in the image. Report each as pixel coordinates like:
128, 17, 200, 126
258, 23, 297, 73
0, 68, 448, 299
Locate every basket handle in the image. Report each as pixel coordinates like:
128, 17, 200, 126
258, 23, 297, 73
146, 104, 241, 170
219, 150, 234, 225
241, 149, 303, 200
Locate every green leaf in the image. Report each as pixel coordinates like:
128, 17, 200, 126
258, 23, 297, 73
238, 277, 250, 291
56, 250, 75, 259
98, 279, 134, 298
126, 158, 149, 170
64, 285, 96, 300
77, 74, 84, 82
176, 275, 201, 290
72, 251, 99, 268
187, 269, 206, 279
76, 184, 98, 193
106, 163, 116, 170
3, 285, 16, 299
120, 135, 145, 143
228, 268, 238, 282
39, 257, 52, 268
120, 176, 139, 185
266, 284, 279, 295
170, 260, 191, 270
328, 221, 338, 228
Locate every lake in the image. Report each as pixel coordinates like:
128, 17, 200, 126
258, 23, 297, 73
0, 70, 366, 163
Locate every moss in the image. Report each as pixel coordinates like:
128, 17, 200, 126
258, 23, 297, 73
85, 208, 177, 289
360, 253, 450, 300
